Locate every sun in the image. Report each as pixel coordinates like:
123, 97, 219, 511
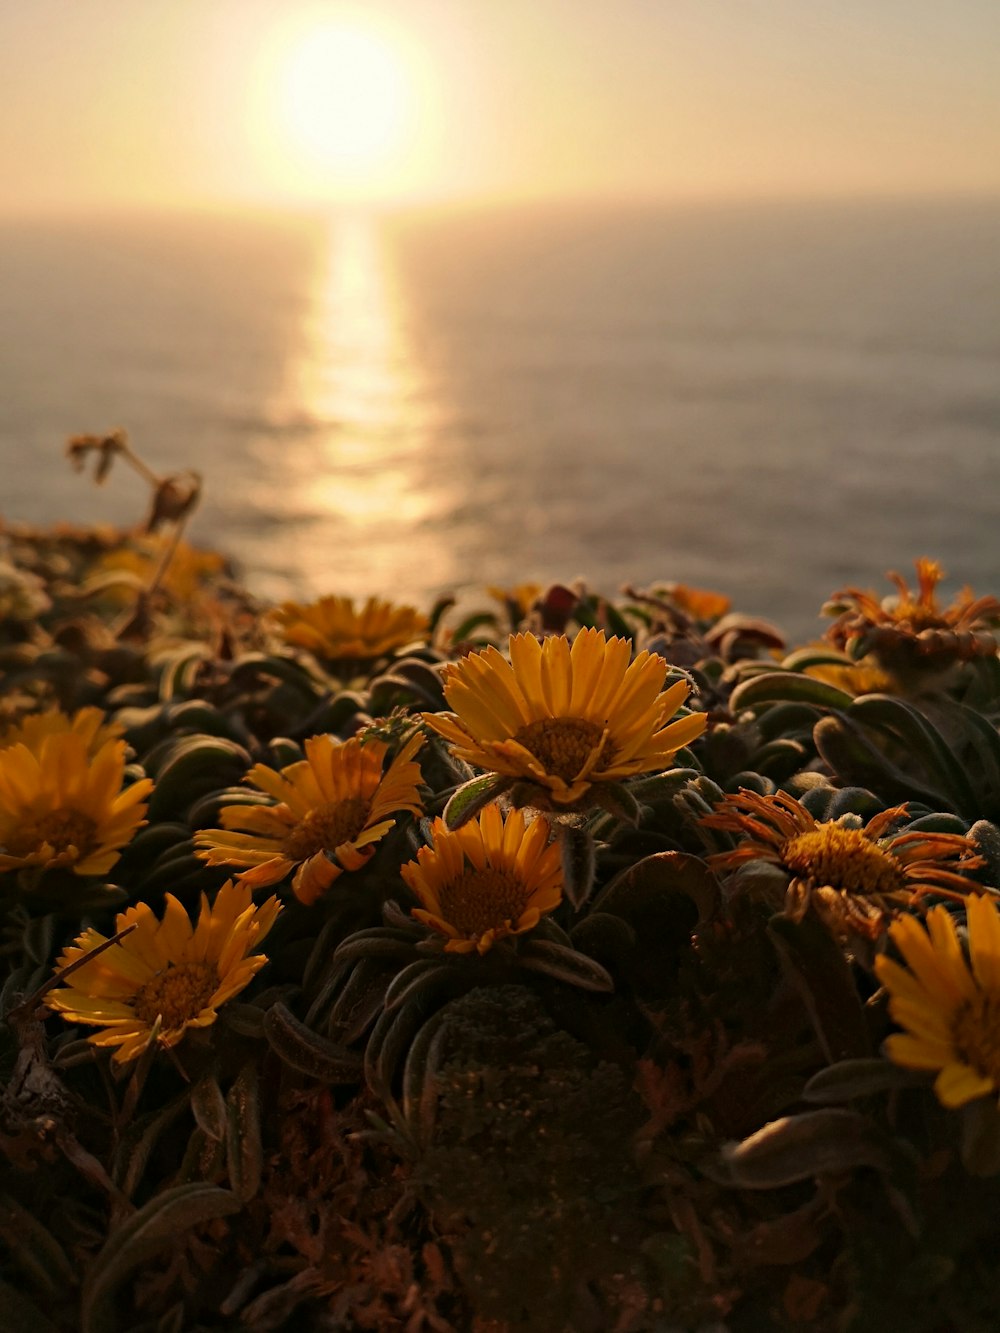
254, 14, 425, 202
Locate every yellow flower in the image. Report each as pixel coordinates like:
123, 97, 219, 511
663, 582, 732, 623
195, 732, 424, 906
826, 558, 1000, 670
423, 628, 706, 807
487, 583, 543, 617
703, 789, 984, 941
875, 897, 1000, 1107
47, 880, 280, 1065
0, 705, 123, 758
272, 595, 429, 661
803, 660, 897, 697
0, 733, 152, 878
89, 536, 226, 605
401, 803, 563, 954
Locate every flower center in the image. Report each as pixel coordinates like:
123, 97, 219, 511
780, 825, 906, 897
952, 992, 1000, 1086
133, 961, 218, 1029
513, 717, 609, 782
437, 866, 530, 938
281, 797, 370, 863
5, 808, 97, 860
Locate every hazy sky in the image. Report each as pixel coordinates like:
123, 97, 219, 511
1, 0, 998, 213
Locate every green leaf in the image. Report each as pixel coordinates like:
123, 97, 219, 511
592, 850, 719, 923
517, 939, 614, 992
801, 1058, 929, 1103
717, 1109, 897, 1188
959, 1095, 1000, 1177
814, 715, 956, 812
443, 773, 511, 830
81, 1184, 241, 1333
768, 912, 872, 1064
587, 781, 641, 825
0, 1193, 77, 1302
558, 823, 596, 910
729, 671, 854, 714
263, 1001, 364, 1083
190, 1074, 228, 1143
0, 1280, 60, 1333
225, 1063, 262, 1203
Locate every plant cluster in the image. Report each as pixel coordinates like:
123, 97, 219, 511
4, 442, 1000, 1330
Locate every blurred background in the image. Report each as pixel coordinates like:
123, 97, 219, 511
1, 0, 998, 640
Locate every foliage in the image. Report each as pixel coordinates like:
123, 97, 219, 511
4, 456, 1000, 1330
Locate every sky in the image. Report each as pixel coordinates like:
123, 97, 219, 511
1, 0, 999, 214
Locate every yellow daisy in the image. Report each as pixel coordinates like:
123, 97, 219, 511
401, 803, 563, 954
0, 733, 153, 878
876, 897, 1000, 1108
423, 628, 706, 807
47, 880, 280, 1065
0, 705, 123, 758
195, 731, 425, 906
702, 789, 984, 941
91, 536, 227, 604
272, 595, 429, 661
662, 582, 732, 623
487, 582, 543, 617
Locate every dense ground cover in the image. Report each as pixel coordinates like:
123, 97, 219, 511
4, 441, 1000, 1331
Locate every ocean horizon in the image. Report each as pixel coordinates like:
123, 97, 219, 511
2, 195, 999, 642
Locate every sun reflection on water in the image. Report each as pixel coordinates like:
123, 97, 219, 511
261, 213, 458, 596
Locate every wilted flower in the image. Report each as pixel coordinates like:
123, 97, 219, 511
47, 880, 280, 1065
402, 803, 563, 954
272, 595, 429, 661
195, 732, 424, 905
703, 789, 983, 941
0, 705, 123, 758
0, 733, 152, 879
423, 628, 706, 808
876, 896, 1000, 1108
825, 558, 1000, 672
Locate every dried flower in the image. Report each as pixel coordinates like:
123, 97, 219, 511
703, 789, 983, 941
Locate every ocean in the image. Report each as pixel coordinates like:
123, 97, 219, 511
2, 197, 998, 643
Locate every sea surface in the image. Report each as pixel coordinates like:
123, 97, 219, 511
2, 197, 999, 643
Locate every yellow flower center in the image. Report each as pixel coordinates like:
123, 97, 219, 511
5, 808, 97, 859
780, 825, 906, 896
513, 717, 609, 782
952, 992, 1000, 1086
281, 797, 370, 863
437, 866, 530, 939
133, 961, 218, 1029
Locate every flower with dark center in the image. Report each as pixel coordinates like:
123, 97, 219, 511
423, 628, 705, 808
48, 880, 280, 1065
876, 895, 1000, 1107
401, 803, 563, 954
272, 594, 428, 660
195, 731, 424, 905
0, 732, 152, 878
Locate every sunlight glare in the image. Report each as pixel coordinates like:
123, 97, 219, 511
251, 12, 431, 203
